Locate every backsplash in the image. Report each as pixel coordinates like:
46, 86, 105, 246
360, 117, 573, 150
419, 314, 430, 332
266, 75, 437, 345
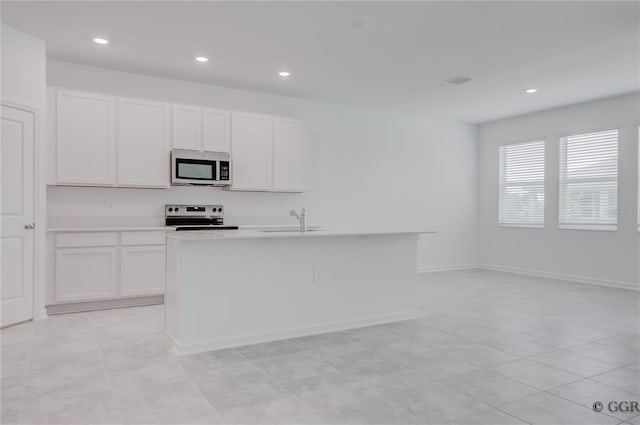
47, 185, 316, 227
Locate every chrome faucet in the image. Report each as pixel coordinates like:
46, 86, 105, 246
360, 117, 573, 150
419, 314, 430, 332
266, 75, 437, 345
289, 208, 307, 232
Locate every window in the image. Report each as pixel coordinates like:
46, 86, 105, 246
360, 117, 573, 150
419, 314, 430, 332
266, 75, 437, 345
499, 140, 545, 227
559, 129, 619, 230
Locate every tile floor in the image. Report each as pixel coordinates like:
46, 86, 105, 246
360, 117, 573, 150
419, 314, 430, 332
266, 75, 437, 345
2, 269, 639, 424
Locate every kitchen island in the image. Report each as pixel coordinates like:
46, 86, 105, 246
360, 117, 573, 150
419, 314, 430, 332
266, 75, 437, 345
165, 229, 434, 354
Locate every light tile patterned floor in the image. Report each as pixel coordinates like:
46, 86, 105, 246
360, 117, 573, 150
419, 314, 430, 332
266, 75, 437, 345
2, 269, 639, 424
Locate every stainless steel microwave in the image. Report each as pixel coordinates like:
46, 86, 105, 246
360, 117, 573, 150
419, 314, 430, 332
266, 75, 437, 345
171, 149, 231, 186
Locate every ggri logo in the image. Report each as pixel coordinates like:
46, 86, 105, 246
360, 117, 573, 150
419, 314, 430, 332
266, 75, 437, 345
593, 401, 640, 413
608, 401, 640, 412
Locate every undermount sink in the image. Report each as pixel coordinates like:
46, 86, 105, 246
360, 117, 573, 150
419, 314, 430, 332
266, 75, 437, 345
259, 228, 322, 233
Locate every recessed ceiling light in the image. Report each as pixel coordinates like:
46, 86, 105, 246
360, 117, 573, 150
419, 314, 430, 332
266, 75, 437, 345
195, 56, 209, 63
446, 75, 472, 85
278, 71, 291, 77
93, 38, 109, 45
525, 88, 538, 94
353, 21, 370, 30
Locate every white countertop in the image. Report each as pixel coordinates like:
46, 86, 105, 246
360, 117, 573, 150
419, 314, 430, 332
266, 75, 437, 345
46, 225, 169, 232
46, 216, 166, 232
167, 228, 436, 241
45, 219, 437, 240
45, 224, 322, 233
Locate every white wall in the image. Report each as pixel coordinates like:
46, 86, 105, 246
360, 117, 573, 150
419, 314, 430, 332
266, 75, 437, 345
1, 24, 46, 108
478, 93, 640, 289
1, 23, 48, 318
46, 60, 478, 270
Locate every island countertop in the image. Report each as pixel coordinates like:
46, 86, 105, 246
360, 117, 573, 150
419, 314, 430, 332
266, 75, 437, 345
166, 228, 437, 241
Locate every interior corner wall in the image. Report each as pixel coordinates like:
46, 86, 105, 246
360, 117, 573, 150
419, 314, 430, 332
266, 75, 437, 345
1, 23, 46, 108
477, 93, 640, 289
46, 60, 478, 271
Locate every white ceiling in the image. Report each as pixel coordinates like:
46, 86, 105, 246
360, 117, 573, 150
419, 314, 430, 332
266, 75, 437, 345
2, 1, 639, 123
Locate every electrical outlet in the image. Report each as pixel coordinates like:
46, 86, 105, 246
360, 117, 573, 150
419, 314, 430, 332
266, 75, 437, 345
313, 268, 322, 284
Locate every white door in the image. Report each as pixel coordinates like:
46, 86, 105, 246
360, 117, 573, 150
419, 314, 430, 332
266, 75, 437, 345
117, 98, 170, 188
1, 105, 35, 327
230, 112, 273, 191
273, 118, 308, 192
56, 90, 116, 186
202, 109, 230, 153
172, 104, 201, 150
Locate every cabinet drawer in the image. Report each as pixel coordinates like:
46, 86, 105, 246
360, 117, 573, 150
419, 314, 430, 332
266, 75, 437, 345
120, 231, 166, 246
56, 232, 118, 248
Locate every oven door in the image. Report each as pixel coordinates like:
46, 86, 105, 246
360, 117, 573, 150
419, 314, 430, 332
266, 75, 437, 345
172, 157, 218, 185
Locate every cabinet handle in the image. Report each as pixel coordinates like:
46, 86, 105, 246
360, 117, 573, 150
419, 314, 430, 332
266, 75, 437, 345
24, 223, 35, 230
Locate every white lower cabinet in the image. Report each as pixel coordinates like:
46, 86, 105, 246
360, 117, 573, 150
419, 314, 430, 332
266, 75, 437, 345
55, 247, 118, 302
53, 231, 166, 304
120, 246, 166, 297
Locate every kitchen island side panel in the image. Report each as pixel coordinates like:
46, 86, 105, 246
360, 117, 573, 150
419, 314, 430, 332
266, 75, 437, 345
167, 233, 421, 354
164, 236, 183, 342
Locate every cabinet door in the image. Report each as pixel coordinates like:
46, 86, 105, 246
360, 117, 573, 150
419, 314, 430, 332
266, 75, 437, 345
118, 98, 170, 187
172, 104, 201, 150
273, 118, 308, 192
56, 90, 115, 185
120, 246, 166, 297
202, 108, 230, 153
55, 247, 117, 302
230, 112, 273, 191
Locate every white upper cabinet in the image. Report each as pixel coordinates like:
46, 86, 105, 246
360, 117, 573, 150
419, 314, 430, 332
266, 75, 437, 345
171, 104, 201, 151
117, 98, 170, 188
56, 90, 116, 186
51, 88, 307, 191
273, 118, 308, 192
172, 105, 230, 153
231, 112, 273, 191
202, 108, 231, 153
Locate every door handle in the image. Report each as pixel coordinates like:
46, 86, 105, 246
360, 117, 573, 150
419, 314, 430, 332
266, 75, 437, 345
24, 223, 35, 230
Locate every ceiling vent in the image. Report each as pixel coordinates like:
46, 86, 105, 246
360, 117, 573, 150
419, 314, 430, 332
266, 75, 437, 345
446, 75, 472, 85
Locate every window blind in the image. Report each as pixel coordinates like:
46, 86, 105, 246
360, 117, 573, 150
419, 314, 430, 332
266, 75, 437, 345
559, 129, 618, 230
499, 140, 545, 227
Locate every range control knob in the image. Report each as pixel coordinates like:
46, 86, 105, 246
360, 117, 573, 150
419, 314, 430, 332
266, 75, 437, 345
175, 207, 179, 212
168, 207, 173, 212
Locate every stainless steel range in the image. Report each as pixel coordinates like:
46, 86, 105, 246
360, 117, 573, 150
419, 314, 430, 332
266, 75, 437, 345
165, 204, 239, 231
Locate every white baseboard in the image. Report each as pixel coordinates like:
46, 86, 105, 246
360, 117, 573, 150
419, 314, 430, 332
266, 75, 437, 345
168, 309, 423, 355
478, 264, 639, 291
35, 308, 48, 321
417, 264, 478, 273
416, 263, 638, 291
46, 295, 164, 315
